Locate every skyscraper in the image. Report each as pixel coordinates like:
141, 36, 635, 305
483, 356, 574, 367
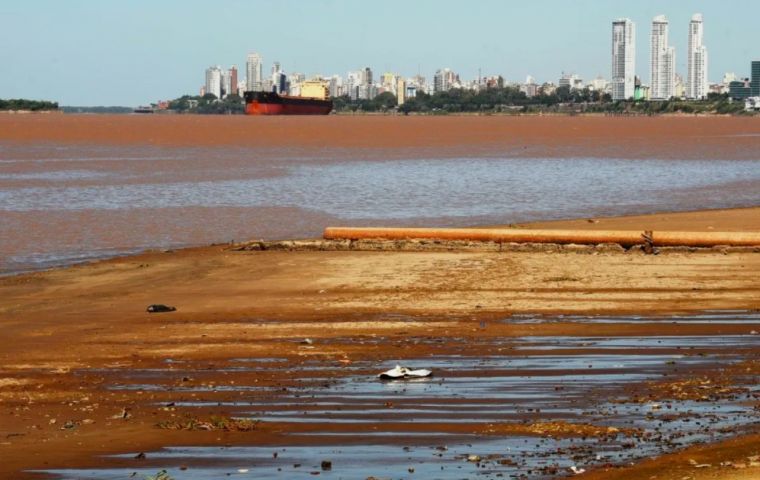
611, 18, 636, 101
271, 62, 287, 94
205, 66, 223, 99
396, 77, 406, 105
228, 66, 238, 96
687, 14, 708, 99
246, 53, 263, 92
751, 61, 760, 97
650, 15, 675, 100
433, 68, 457, 93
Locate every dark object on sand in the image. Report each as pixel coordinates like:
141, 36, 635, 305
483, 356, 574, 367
321, 460, 332, 471
147, 304, 176, 313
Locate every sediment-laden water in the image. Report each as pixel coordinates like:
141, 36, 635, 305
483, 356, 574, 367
1, 142, 759, 273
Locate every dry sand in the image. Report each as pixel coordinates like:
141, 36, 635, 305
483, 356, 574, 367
0, 207, 759, 479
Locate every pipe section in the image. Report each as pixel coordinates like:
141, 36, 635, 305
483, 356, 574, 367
323, 227, 760, 248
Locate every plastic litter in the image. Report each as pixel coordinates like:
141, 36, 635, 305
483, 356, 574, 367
146, 304, 176, 313
378, 365, 432, 380
569, 465, 586, 474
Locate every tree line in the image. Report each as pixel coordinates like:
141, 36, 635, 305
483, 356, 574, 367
168, 94, 244, 114
160, 88, 747, 115
333, 87, 747, 115
0, 99, 58, 111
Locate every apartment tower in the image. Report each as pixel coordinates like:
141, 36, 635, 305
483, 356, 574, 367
246, 53, 263, 92
686, 14, 708, 99
612, 19, 636, 101
228, 66, 238, 96
650, 15, 675, 100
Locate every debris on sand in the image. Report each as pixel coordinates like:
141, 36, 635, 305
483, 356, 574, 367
156, 415, 259, 432
111, 407, 132, 420
569, 465, 586, 474
146, 304, 176, 313
144, 471, 173, 480
481, 421, 635, 438
377, 365, 432, 380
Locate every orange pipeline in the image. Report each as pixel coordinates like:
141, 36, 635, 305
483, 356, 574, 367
323, 227, 760, 248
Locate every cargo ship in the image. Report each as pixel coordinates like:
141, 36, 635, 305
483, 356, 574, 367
244, 80, 333, 115
244, 91, 333, 115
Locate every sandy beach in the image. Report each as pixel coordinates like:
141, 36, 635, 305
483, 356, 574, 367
0, 206, 758, 479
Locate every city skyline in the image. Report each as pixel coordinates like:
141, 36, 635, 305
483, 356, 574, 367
202, 12, 713, 104
1, 0, 758, 105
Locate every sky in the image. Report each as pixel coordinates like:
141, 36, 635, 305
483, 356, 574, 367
1, 0, 758, 106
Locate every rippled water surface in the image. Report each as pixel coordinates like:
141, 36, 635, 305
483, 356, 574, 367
1, 143, 759, 273
36, 313, 760, 480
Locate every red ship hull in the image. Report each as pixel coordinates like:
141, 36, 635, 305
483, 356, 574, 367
244, 91, 332, 115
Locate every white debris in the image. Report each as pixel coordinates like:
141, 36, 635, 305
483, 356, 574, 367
378, 365, 432, 380
569, 465, 586, 474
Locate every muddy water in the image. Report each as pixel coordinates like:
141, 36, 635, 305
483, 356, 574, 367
1, 142, 760, 273
39, 313, 760, 480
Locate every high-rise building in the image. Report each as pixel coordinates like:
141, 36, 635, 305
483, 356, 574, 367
270, 62, 287, 94
406, 75, 426, 94
433, 68, 458, 93
347, 71, 363, 100
558, 73, 583, 90
674, 74, 686, 98
204, 66, 223, 99
687, 14, 708, 99
228, 66, 238, 96
246, 53, 263, 92
433, 70, 444, 93
396, 77, 406, 105
751, 61, 760, 97
650, 15, 675, 100
611, 18, 636, 100
221, 69, 229, 98
588, 76, 608, 92
327, 75, 342, 98
729, 79, 752, 100
381, 73, 396, 93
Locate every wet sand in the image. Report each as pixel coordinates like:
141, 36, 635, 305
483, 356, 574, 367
1, 208, 760, 479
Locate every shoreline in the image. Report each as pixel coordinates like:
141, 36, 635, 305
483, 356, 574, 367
3, 205, 759, 278
1, 206, 760, 479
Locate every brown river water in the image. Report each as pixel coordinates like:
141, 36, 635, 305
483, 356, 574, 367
1, 140, 759, 274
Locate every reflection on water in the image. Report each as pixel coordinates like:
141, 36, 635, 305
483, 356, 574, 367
1, 143, 759, 273
37, 316, 760, 480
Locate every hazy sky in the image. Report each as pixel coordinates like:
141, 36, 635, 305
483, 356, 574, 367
1, 0, 757, 106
